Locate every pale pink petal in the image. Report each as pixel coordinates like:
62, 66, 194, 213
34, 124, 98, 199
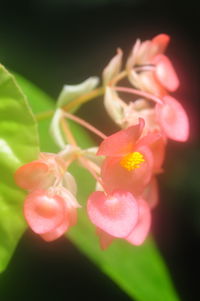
102, 48, 123, 85
41, 220, 69, 242
156, 96, 189, 142
126, 198, 151, 246
101, 145, 153, 196
137, 71, 165, 97
96, 227, 114, 250
97, 119, 144, 157
153, 54, 179, 91
87, 190, 138, 238
143, 177, 159, 208
24, 190, 65, 234
14, 161, 54, 190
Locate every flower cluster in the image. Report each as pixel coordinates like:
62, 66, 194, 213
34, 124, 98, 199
15, 151, 80, 241
14, 34, 189, 249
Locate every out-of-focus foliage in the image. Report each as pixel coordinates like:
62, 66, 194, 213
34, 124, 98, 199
0, 65, 39, 272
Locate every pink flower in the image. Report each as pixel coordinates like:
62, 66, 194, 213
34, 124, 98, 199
87, 190, 139, 238
87, 191, 151, 249
15, 152, 80, 242
97, 119, 160, 196
24, 188, 79, 241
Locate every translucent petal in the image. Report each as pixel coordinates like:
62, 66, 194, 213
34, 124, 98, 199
126, 198, 151, 246
24, 190, 65, 234
143, 177, 159, 209
97, 119, 144, 157
96, 227, 114, 250
14, 160, 54, 190
57, 77, 99, 108
87, 190, 138, 238
153, 54, 179, 92
102, 48, 123, 85
156, 96, 189, 142
41, 220, 69, 242
104, 87, 127, 126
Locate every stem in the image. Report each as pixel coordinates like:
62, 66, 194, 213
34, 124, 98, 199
113, 86, 163, 104
62, 111, 107, 140
79, 156, 104, 188
60, 118, 77, 146
63, 87, 105, 112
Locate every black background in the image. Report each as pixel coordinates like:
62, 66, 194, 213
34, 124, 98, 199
0, 1, 200, 300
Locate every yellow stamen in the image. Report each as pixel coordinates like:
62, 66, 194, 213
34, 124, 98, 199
120, 152, 145, 171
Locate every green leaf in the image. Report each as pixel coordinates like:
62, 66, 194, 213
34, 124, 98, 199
0, 65, 39, 272
15, 73, 180, 301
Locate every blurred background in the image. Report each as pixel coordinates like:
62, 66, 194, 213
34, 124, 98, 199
0, 0, 199, 300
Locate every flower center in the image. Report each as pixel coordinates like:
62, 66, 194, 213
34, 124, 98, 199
120, 152, 145, 171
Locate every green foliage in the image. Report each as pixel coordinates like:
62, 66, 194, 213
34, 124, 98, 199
0, 65, 39, 272
15, 72, 180, 301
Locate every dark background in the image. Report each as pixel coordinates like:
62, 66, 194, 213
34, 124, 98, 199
0, 1, 200, 300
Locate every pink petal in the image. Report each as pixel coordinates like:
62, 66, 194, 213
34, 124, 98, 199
153, 54, 179, 91
24, 190, 65, 234
101, 145, 153, 196
152, 34, 170, 54
137, 132, 166, 172
156, 96, 189, 142
87, 190, 138, 238
14, 161, 54, 190
126, 198, 151, 246
41, 220, 69, 242
97, 119, 144, 157
143, 177, 159, 209
96, 227, 114, 250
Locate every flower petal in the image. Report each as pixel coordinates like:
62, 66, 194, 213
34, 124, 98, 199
156, 96, 189, 142
143, 177, 159, 209
87, 190, 138, 238
102, 48, 123, 85
137, 132, 166, 172
104, 87, 127, 126
152, 34, 170, 54
24, 190, 65, 234
14, 161, 54, 190
96, 227, 114, 250
126, 198, 151, 246
101, 145, 153, 196
97, 119, 144, 157
41, 220, 69, 242
153, 54, 179, 92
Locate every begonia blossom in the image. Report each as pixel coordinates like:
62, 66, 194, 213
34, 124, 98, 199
97, 119, 158, 196
87, 190, 139, 238
89, 195, 151, 249
24, 187, 79, 241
